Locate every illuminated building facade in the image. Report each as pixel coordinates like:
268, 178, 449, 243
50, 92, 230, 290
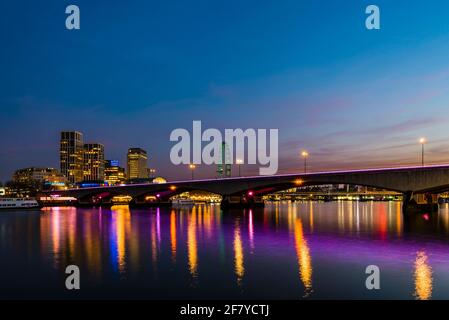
127, 148, 148, 179
152, 176, 167, 184
83, 143, 105, 181
10, 167, 67, 195
13, 167, 66, 185
60, 131, 84, 183
104, 160, 126, 185
147, 168, 156, 179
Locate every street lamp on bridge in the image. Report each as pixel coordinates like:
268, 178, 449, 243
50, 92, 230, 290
189, 164, 196, 180
301, 150, 309, 174
419, 137, 426, 166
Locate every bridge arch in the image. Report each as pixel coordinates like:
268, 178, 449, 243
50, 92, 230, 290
226, 180, 405, 197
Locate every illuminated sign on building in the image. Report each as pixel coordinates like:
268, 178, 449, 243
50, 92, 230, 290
110, 160, 119, 167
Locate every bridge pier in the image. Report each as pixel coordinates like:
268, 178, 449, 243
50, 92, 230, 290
221, 195, 265, 208
128, 201, 171, 208
402, 191, 438, 215
402, 191, 413, 216
76, 199, 114, 208
129, 195, 171, 208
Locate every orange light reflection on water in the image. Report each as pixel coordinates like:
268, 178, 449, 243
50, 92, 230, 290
294, 218, 313, 297
414, 250, 433, 300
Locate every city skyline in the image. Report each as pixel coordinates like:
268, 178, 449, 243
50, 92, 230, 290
3, 1, 449, 182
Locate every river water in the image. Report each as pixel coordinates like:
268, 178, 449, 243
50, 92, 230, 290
1, 201, 449, 299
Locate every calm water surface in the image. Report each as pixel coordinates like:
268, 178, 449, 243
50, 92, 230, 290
1, 201, 449, 299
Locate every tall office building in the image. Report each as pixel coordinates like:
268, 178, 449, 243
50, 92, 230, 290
127, 148, 148, 179
60, 131, 84, 183
83, 143, 105, 181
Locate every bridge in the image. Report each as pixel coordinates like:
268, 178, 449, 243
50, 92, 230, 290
41, 164, 449, 214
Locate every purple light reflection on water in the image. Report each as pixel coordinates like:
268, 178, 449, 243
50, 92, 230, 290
0, 202, 449, 299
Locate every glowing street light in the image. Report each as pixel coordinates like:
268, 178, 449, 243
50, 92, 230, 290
419, 138, 426, 166
301, 151, 309, 174
236, 159, 243, 177
189, 164, 196, 180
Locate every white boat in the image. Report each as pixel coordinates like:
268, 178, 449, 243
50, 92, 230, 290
171, 198, 195, 207
0, 198, 41, 210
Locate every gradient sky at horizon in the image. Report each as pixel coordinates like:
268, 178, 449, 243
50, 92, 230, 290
2, 0, 449, 182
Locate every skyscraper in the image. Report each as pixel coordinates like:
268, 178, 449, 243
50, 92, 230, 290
83, 143, 105, 181
60, 131, 84, 183
127, 148, 148, 179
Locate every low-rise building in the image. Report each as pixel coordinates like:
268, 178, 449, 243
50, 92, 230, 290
104, 160, 126, 185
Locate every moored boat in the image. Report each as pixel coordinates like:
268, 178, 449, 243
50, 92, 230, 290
0, 198, 42, 210
171, 198, 195, 208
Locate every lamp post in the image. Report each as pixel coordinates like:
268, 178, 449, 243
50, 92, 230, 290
189, 164, 196, 180
301, 151, 309, 174
236, 159, 243, 177
419, 138, 426, 166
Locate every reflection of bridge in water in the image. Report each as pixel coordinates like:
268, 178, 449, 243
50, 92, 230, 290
42, 164, 449, 214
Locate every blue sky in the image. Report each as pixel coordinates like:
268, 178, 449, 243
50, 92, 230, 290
2, 0, 449, 182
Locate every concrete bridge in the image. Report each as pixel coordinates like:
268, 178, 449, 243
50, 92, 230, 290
42, 164, 449, 213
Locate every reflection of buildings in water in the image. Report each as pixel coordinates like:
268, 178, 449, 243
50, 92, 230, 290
414, 250, 433, 300
41, 207, 78, 269
377, 204, 387, 240
170, 210, 177, 263
396, 202, 402, 236
67, 209, 77, 259
83, 211, 102, 277
287, 203, 294, 233
439, 204, 449, 233
293, 218, 312, 297
248, 210, 254, 252
234, 220, 245, 285
202, 205, 215, 239
111, 205, 131, 275
337, 201, 345, 232
270, 201, 405, 238
309, 202, 314, 232
348, 202, 353, 233
274, 204, 279, 227
150, 211, 158, 269
156, 208, 161, 249
334, 201, 403, 237
187, 208, 198, 280
51, 208, 61, 262
42, 207, 104, 274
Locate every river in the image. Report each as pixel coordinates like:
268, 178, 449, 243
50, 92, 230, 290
1, 201, 448, 299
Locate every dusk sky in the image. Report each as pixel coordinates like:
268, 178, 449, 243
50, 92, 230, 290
2, 0, 449, 182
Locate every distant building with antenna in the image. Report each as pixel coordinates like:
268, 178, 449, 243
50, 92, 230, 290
217, 142, 231, 178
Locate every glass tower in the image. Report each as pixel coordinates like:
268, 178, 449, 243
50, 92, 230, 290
60, 131, 84, 183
